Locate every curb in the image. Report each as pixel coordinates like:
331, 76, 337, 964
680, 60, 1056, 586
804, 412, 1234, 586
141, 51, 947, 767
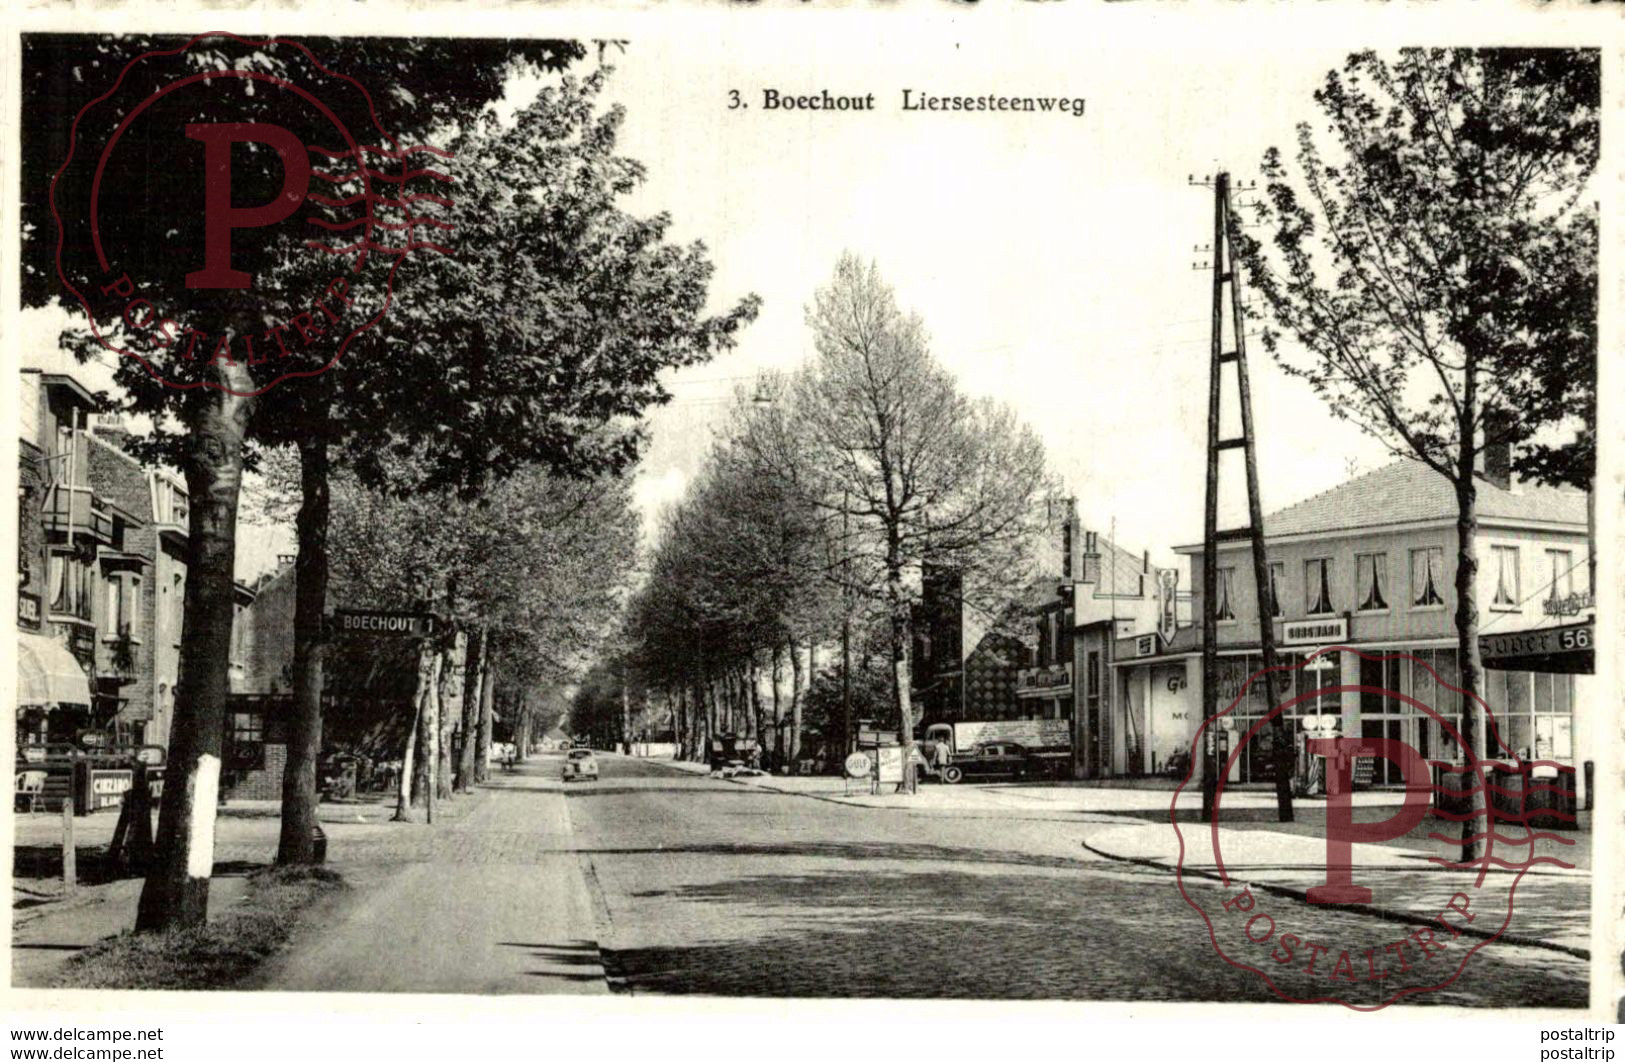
1077, 837, 1590, 960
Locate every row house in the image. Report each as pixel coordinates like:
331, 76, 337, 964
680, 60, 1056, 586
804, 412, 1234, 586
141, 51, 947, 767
15, 369, 192, 755
1112, 457, 1593, 798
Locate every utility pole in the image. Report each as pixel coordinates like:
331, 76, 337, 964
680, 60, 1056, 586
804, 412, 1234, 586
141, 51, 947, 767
1197, 171, 1294, 824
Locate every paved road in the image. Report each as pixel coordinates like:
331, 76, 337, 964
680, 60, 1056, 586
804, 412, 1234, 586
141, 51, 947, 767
255, 752, 1586, 1007
566, 755, 1587, 1008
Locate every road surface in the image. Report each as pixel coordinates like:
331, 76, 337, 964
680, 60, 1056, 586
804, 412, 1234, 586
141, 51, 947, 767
260, 751, 1587, 1007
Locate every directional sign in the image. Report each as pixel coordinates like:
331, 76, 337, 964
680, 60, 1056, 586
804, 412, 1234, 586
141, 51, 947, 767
334, 609, 440, 639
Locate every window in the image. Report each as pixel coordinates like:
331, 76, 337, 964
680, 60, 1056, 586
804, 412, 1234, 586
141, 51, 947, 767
1410, 547, 1445, 608
1490, 545, 1520, 610
1267, 562, 1285, 619
1086, 651, 1101, 696
226, 710, 265, 771
48, 551, 94, 620
1544, 549, 1574, 603
1215, 567, 1236, 621
104, 575, 141, 638
1304, 558, 1334, 615
1355, 553, 1389, 612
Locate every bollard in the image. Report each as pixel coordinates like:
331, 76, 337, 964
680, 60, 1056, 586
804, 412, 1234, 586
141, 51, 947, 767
61, 798, 76, 895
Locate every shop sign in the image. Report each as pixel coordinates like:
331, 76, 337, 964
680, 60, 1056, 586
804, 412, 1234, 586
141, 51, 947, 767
1480, 620, 1592, 667
334, 609, 440, 638
1015, 663, 1072, 697
1132, 632, 1159, 658
1541, 591, 1594, 617
1282, 617, 1347, 646
17, 591, 41, 628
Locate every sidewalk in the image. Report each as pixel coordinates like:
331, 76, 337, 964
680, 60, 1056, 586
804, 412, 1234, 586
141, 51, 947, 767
11, 784, 498, 987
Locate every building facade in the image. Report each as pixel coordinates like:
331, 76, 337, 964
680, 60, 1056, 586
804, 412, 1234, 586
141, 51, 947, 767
1111, 459, 1593, 796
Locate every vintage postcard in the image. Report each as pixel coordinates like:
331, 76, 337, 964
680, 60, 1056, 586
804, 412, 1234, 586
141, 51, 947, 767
2, 2, 1620, 1043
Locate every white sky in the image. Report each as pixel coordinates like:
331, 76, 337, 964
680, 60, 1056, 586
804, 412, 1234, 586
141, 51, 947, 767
598, 36, 1397, 566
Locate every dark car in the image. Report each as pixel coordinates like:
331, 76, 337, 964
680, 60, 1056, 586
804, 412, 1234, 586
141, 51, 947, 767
939, 741, 1033, 784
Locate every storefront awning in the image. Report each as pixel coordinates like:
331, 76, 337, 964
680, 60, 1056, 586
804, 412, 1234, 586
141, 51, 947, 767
17, 632, 92, 709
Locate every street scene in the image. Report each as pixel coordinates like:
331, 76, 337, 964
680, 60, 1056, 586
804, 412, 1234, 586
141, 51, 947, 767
10, 32, 1603, 1015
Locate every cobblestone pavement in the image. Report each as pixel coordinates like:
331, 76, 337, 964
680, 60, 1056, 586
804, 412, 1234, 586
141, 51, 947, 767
570, 756, 1588, 1009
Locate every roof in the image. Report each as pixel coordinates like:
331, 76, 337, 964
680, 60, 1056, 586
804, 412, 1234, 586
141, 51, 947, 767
1177, 460, 1586, 551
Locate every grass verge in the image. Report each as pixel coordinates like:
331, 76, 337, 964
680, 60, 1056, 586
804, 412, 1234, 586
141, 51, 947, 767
47, 865, 346, 990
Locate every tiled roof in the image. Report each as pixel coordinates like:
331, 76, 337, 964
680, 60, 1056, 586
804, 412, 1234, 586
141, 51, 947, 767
1180, 460, 1585, 549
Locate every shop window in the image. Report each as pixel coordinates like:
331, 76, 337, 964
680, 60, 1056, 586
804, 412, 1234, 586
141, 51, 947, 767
1359, 656, 1403, 715
1490, 546, 1520, 610
1215, 567, 1236, 622
1304, 558, 1334, 615
1410, 547, 1444, 608
1266, 562, 1285, 619
1355, 553, 1389, 612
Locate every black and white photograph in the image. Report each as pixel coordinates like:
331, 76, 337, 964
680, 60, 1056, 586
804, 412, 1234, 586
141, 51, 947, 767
3, 10, 1619, 1045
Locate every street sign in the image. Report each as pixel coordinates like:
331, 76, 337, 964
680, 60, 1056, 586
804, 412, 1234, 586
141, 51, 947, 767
334, 609, 440, 638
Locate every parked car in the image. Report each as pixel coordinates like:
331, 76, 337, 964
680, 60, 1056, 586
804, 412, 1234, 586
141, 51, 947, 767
562, 748, 599, 783
939, 741, 1033, 784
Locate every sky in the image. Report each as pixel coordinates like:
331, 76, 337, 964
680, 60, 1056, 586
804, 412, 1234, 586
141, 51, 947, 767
21, 33, 1405, 581
591, 34, 1398, 567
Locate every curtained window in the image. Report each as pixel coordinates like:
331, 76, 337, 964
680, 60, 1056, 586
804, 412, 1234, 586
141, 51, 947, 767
1356, 553, 1389, 612
1544, 549, 1574, 604
1410, 547, 1444, 608
1267, 562, 1285, 619
1304, 558, 1334, 615
1491, 546, 1520, 609
1215, 567, 1236, 621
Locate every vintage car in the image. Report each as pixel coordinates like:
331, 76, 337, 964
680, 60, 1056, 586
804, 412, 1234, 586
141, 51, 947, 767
561, 747, 600, 783
937, 741, 1035, 784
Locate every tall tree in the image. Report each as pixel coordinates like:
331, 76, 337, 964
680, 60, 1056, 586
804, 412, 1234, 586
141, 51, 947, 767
1236, 49, 1598, 860
779, 256, 1054, 792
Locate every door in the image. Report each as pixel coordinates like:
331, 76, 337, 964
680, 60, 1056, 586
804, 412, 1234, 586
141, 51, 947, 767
1360, 718, 1403, 785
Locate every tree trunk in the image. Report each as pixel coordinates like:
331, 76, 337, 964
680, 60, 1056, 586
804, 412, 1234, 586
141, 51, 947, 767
770, 644, 785, 768
436, 630, 466, 799
394, 643, 438, 822
1454, 404, 1486, 865
748, 655, 766, 757
620, 681, 633, 754
787, 639, 804, 765
136, 378, 253, 932
277, 430, 329, 865
475, 654, 495, 782
886, 561, 916, 794
456, 629, 484, 791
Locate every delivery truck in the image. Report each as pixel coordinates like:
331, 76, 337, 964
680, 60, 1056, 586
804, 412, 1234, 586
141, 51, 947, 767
920, 719, 1072, 783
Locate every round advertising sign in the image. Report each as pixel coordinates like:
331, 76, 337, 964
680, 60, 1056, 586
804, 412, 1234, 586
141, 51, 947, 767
844, 752, 872, 779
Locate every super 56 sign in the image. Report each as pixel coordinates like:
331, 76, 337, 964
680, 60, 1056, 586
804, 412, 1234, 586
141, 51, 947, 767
1172, 648, 1577, 1010
51, 33, 453, 397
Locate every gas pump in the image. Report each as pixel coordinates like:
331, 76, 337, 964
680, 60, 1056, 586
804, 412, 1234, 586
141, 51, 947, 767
1294, 714, 1341, 797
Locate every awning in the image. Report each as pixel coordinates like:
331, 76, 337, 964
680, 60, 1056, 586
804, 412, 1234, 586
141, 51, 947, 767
17, 632, 93, 708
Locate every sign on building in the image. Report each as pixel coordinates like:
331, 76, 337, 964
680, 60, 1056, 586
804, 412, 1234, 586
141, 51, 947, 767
333, 609, 440, 638
1015, 663, 1072, 697
1281, 617, 1348, 646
